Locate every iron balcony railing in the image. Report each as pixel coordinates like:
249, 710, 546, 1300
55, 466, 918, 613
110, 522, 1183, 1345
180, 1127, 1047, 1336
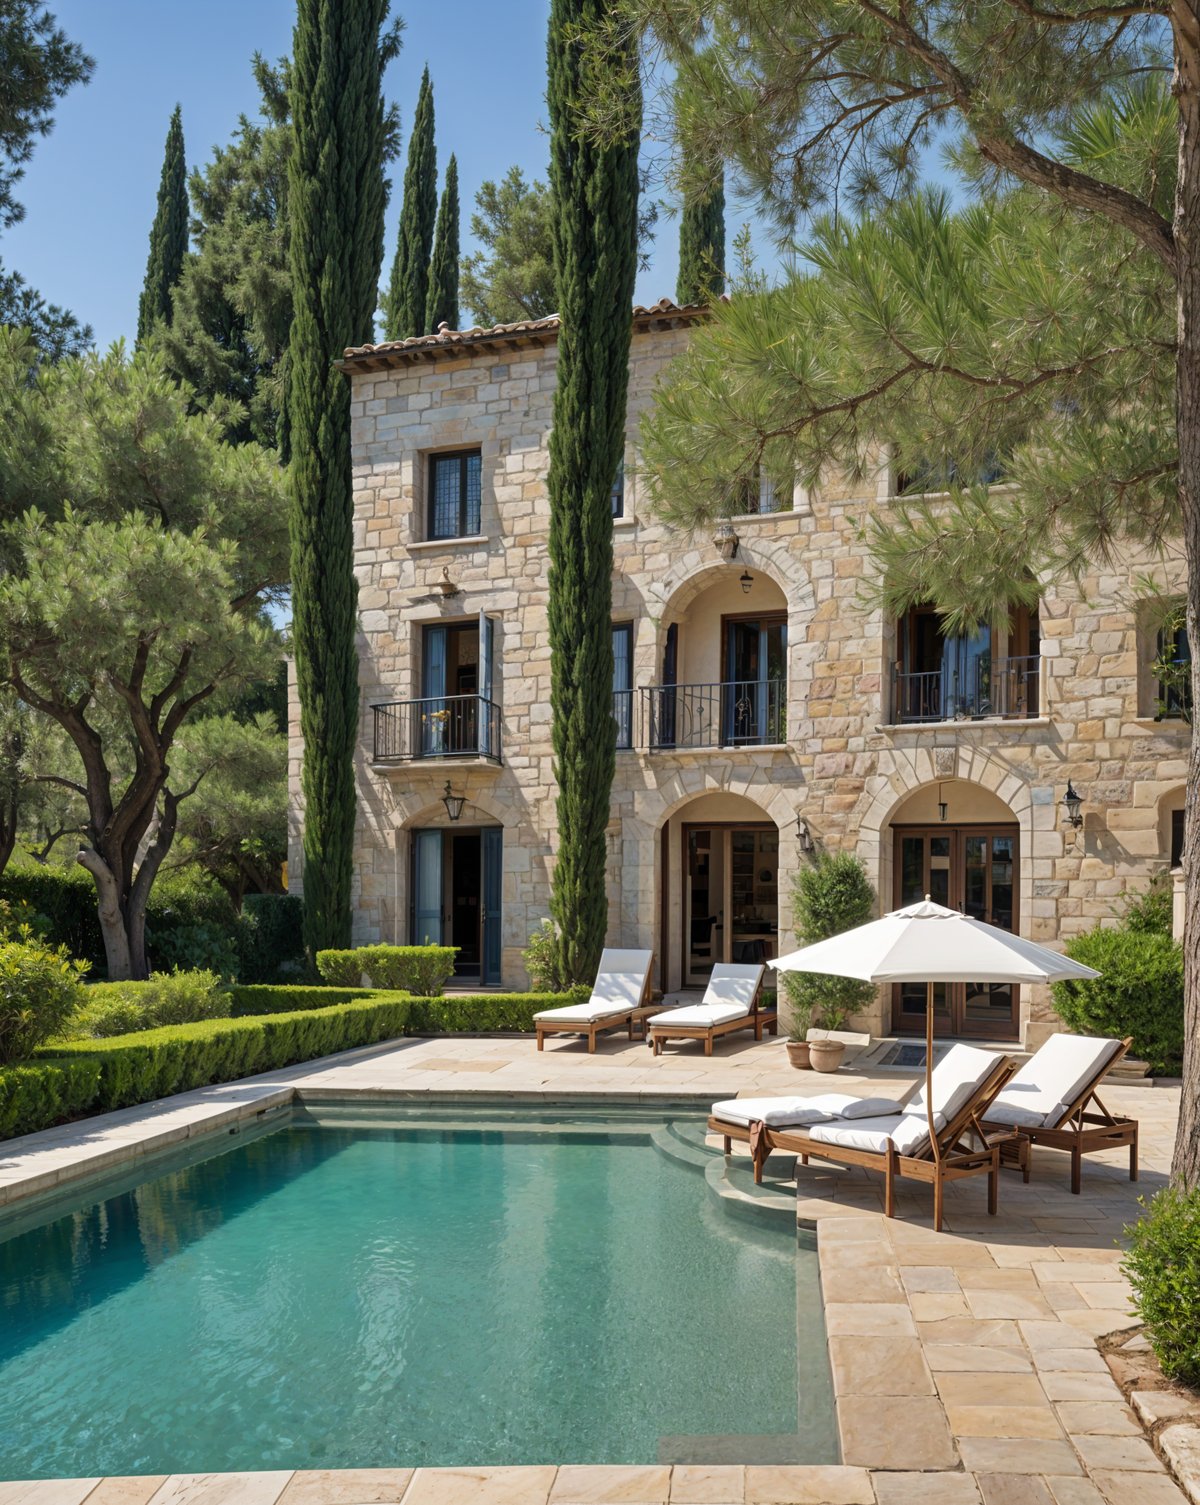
639, 678, 786, 751
372, 694, 503, 763
892, 655, 1040, 724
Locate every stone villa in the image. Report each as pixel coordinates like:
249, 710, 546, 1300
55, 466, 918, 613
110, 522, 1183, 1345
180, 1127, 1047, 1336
287, 299, 1190, 1047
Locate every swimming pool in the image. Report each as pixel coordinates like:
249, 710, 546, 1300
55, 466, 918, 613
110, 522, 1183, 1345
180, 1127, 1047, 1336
0, 1104, 835, 1477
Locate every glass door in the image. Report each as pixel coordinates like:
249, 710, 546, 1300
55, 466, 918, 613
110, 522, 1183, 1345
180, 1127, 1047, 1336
892, 825, 1020, 1039
684, 824, 778, 985
723, 616, 786, 745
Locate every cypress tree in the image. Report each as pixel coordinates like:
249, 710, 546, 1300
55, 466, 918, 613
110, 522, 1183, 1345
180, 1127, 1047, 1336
136, 105, 188, 343
288, 0, 398, 957
676, 154, 725, 306
425, 152, 460, 332
545, 0, 642, 984
383, 66, 436, 339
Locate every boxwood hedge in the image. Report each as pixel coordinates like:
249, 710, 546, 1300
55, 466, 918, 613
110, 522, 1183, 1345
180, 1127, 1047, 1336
0, 986, 578, 1141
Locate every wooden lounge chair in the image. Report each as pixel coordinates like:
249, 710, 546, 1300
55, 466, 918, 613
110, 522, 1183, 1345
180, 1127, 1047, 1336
647, 963, 774, 1055
533, 949, 655, 1053
710, 1043, 1019, 1232
981, 1033, 1137, 1193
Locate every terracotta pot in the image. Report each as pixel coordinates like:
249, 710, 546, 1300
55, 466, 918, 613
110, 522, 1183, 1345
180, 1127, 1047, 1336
809, 1039, 846, 1073
785, 1040, 812, 1070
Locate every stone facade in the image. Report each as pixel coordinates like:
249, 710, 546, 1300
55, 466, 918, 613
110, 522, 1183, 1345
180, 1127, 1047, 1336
288, 305, 1190, 1046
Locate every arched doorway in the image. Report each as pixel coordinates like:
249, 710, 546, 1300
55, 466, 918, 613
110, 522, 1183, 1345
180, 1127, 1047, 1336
660, 792, 782, 989
402, 795, 505, 987
889, 781, 1020, 1039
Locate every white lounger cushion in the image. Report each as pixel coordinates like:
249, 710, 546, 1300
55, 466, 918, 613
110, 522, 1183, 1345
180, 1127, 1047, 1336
651, 1001, 748, 1029
910, 1043, 1005, 1122
534, 949, 652, 1024
711, 1093, 906, 1129
987, 1034, 1123, 1130
809, 1110, 947, 1158
702, 963, 764, 1011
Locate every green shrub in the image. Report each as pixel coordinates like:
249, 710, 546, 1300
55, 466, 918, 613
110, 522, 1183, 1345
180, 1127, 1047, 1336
1123, 872, 1175, 937
0, 1056, 102, 1139
0, 935, 90, 1064
316, 945, 457, 996
1124, 1186, 1200, 1386
404, 992, 576, 1033
523, 918, 568, 992
784, 852, 876, 1035
236, 894, 306, 983
37, 994, 414, 1112
228, 984, 378, 1016
70, 970, 231, 1038
1052, 927, 1184, 1074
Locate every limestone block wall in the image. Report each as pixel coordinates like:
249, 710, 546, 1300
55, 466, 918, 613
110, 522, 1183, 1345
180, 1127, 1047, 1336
286, 314, 1190, 1043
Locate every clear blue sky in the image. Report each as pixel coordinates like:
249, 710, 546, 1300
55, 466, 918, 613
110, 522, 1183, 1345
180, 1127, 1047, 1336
4, 0, 763, 350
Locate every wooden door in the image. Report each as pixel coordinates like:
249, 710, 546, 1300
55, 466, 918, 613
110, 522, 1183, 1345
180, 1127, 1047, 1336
892, 825, 1020, 1039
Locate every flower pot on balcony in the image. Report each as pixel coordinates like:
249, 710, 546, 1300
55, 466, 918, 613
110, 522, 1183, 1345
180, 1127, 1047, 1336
809, 1038, 846, 1073
785, 1040, 811, 1070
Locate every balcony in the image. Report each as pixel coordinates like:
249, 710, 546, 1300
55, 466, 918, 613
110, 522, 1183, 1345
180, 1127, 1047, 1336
618, 679, 786, 751
372, 694, 503, 764
892, 655, 1039, 724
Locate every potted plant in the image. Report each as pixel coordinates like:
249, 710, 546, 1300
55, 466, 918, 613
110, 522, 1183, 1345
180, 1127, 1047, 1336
783, 852, 877, 1074
785, 1002, 813, 1069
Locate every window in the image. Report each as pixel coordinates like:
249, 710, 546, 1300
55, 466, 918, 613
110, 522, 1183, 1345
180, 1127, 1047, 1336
1157, 619, 1192, 719
428, 449, 482, 540
893, 603, 1039, 722
895, 450, 1008, 495
1172, 808, 1186, 868
726, 466, 786, 516
612, 621, 633, 749
611, 459, 625, 519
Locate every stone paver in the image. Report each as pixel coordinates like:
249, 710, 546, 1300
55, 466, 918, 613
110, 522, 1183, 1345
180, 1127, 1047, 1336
0, 1035, 1186, 1505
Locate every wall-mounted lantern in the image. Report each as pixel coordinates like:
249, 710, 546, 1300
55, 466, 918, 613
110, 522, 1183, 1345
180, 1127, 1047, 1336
441, 781, 466, 822
739, 570, 754, 595
1061, 779, 1084, 829
797, 816, 813, 853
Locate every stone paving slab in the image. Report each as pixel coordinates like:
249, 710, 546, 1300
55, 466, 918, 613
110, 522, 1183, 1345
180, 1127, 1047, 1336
0, 1032, 1188, 1505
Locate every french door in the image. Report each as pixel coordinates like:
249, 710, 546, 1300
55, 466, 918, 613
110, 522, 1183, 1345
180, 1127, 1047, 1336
892, 825, 1020, 1039
411, 826, 503, 985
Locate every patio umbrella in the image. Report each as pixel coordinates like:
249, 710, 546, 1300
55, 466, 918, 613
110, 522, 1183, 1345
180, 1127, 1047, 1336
770, 897, 1101, 1163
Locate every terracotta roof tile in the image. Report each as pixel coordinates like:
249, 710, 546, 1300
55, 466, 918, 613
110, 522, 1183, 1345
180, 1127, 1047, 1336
339, 296, 717, 371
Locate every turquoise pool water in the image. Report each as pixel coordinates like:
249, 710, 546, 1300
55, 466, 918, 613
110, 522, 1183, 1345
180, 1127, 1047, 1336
0, 1110, 834, 1476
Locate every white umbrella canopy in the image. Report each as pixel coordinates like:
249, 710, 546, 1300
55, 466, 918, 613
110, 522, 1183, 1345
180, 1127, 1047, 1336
771, 898, 1102, 985
770, 898, 1101, 1168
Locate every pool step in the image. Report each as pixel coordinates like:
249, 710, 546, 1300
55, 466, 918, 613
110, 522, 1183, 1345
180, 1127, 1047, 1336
704, 1158, 796, 1223
649, 1122, 721, 1173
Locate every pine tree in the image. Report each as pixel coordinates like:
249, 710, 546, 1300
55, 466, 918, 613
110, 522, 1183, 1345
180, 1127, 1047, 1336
425, 152, 459, 332
383, 66, 436, 340
676, 151, 724, 305
545, 0, 642, 984
288, 0, 400, 958
136, 105, 188, 344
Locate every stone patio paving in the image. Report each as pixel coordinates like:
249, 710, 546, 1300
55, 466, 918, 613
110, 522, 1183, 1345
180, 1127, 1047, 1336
0, 1029, 1188, 1505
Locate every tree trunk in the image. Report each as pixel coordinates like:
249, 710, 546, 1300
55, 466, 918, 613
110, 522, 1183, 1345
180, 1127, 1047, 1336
78, 847, 139, 980
1173, 2, 1200, 1191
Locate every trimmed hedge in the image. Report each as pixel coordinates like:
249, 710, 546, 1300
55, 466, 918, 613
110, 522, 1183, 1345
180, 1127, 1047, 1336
404, 993, 573, 1033
0, 993, 409, 1138
316, 945, 457, 995
229, 984, 379, 1016
0, 986, 580, 1141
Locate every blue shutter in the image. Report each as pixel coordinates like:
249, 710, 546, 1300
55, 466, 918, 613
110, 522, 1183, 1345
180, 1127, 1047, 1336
478, 612, 495, 756
481, 827, 503, 985
412, 830, 443, 945
422, 626, 447, 756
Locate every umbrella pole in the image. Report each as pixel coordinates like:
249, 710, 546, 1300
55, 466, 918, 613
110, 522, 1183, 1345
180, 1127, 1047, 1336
926, 979, 940, 1167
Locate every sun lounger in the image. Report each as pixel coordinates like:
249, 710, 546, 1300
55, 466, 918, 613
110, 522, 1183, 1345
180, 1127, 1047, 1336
533, 949, 655, 1053
712, 1043, 1019, 1231
982, 1033, 1136, 1193
647, 963, 774, 1055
